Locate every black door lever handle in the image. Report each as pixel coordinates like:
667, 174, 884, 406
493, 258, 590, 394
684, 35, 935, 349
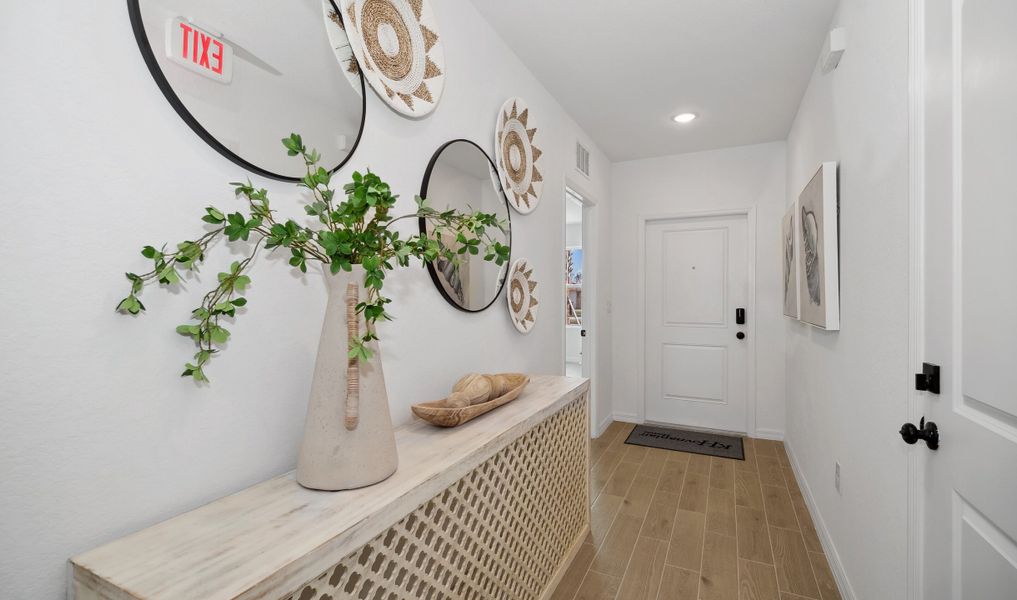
899, 417, 939, 450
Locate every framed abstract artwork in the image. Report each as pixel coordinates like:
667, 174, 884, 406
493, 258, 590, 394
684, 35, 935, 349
797, 162, 840, 330
782, 203, 799, 319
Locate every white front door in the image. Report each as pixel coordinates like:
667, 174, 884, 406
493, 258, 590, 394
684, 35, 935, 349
644, 214, 749, 432
921, 0, 1017, 597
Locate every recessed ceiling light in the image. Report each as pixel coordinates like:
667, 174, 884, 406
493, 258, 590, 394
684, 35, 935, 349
672, 113, 697, 124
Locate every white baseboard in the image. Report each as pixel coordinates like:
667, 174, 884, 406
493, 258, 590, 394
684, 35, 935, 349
612, 412, 639, 424
592, 414, 613, 438
783, 439, 858, 600
751, 428, 785, 441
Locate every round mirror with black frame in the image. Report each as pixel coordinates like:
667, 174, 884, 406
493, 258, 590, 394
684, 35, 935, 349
127, 0, 366, 181
420, 140, 512, 312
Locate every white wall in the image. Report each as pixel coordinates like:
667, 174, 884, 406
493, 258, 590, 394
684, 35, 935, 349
0, 2, 611, 597
783, 1, 910, 598
610, 141, 787, 437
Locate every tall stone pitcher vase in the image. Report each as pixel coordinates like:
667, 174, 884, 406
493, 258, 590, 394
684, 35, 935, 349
297, 265, 398, 491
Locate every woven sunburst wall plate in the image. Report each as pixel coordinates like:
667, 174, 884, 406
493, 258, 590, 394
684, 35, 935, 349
507, 258, 539, 334
341, 0, 445, 117
495, 97, 544, 214
322, 0, 363, 96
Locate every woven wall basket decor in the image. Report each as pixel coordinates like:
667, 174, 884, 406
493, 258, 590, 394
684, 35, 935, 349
342, 0, 445, 117
495, 97, 544, 214
507, 258, 539, 334
322, 0, 363, 95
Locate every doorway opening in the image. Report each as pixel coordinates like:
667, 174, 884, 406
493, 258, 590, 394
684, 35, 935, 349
564, 188, 587, 379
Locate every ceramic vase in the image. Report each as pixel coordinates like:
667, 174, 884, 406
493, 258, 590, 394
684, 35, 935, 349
296, 265, 398, 491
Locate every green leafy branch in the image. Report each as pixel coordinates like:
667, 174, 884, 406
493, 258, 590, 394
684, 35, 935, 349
117, 134, 510, 382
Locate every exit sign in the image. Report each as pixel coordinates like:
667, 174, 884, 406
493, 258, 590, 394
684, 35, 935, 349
166, 17, 233, 84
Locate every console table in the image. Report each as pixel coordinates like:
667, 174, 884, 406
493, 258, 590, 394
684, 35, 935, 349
71, 375, 590, 600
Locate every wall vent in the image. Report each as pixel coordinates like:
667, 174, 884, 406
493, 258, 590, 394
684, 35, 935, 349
575, 141, 591, 178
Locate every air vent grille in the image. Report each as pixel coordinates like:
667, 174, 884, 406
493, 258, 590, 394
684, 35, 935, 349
575, 141, 591, 178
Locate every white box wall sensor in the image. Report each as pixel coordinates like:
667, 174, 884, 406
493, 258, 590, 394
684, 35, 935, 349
820, 27, 847, 74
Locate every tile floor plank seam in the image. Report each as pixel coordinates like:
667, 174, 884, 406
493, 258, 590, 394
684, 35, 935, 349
781, 459, 828, 600
585, 423, 643, 596
592, 424, 631, 505
692, 448, 708, 600
749, 439, 779, 600
734, 439, 774, 600
719, 457, 738, 599
687, 457, 706, 597
739, 438, 778, 600
681, 433, 702, 600
761, 470, 796, 599
776, 449, 822, 599
757, 440, 818, 599
569, 423, 630, 600
605, 423, 649, 600
759, 442, 785, 600
613, 490, 661, 598
657, 426, 699, 600
729, 454, 743, 600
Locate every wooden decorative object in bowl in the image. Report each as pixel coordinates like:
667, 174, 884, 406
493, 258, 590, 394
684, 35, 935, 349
412, 373, 530, 427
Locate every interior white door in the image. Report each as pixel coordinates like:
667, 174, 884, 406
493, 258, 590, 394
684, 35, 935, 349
644, 214, 749, 432
921, 1, 1017, 597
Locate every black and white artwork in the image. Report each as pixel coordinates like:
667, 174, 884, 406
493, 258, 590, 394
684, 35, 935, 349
797, 162, 840, 330
782, 204, 799, 318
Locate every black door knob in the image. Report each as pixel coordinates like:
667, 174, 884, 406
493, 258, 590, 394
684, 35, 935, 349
736, 332, 745, 340
899, 417, 939, 450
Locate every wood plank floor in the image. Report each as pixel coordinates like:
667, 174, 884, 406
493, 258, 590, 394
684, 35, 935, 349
552, 422, 841, 600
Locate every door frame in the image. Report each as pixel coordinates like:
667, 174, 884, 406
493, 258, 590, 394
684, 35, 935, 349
562, 187, 588, 375
562, 177, 604, 435
635, 207, 758, 435
906, 1, 926, 598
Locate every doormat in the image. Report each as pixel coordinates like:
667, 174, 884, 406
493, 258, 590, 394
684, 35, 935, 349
625, 425, 744, 460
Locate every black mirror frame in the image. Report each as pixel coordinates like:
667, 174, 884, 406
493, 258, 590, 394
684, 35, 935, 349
126, 0, 367, 182
419, 139, 513, 313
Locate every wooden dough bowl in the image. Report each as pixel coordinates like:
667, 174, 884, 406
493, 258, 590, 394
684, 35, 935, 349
412, 374, 530, 427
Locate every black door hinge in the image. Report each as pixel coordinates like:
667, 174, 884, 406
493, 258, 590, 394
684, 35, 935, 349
915, 363, 941, 395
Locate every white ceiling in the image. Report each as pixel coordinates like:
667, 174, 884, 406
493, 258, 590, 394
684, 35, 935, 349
470, 0, 838, 162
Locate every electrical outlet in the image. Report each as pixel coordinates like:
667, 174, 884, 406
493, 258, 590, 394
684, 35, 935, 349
835, 461, 841, 493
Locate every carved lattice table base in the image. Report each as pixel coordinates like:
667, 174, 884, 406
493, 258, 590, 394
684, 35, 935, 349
286, 395, 589, 600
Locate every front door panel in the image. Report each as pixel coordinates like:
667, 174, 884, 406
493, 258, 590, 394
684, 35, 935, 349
644, 215, 748, 432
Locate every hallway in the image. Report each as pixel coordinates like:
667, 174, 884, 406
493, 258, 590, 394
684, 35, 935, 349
3, 0, 1016, 597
